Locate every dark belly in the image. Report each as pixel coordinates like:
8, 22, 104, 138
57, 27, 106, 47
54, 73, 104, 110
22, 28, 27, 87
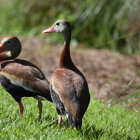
0, 75, 45, 102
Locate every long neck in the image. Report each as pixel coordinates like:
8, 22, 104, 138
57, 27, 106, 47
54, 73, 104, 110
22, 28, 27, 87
58, 30, 74, 68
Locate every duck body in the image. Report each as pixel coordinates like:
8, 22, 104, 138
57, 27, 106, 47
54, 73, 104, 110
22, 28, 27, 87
0, 36, 52, 119
0, 59, 52, 102
43, 20, 90, 129
50, 67, 90, 128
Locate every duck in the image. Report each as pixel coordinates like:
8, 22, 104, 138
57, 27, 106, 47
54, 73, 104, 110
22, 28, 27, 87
42, 20, 90, 129
0, 36, 52, 120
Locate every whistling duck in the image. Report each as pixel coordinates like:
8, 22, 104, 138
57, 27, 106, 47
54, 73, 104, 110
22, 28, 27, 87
0, 36, 52, 120
43, 20, 90, 129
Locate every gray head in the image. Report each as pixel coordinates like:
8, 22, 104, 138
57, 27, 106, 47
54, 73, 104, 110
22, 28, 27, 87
0, 36, 21, 60
42, 20, 71, 35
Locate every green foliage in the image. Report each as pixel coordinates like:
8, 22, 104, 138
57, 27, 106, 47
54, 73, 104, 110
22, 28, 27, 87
0, 0, 139, 53
0, 87, 139, 140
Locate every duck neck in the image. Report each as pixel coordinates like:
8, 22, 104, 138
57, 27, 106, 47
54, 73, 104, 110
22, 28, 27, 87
58, 31, 74, 68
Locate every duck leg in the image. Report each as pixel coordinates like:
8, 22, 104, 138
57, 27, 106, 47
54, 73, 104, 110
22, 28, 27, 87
37, 101, 42, 121
18, 102, 24, 115
56, 107, 62, 126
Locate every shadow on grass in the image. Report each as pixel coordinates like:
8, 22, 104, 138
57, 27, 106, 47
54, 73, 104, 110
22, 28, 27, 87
82, 124, 104, 139
82, 124, 135, 140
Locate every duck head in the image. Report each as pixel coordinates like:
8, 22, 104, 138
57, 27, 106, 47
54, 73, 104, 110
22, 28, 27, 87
0, 36, 21, 61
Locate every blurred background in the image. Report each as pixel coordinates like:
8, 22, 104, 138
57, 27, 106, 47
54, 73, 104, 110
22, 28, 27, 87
0, 0, 140, 110
0, 0, 139, 53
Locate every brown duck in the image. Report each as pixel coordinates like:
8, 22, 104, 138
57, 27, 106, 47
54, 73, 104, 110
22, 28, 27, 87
43, 20, 90, 129
0, 36, 52, 120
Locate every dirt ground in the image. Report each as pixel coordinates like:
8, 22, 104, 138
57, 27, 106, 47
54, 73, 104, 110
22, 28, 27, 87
5, 37, 140, 110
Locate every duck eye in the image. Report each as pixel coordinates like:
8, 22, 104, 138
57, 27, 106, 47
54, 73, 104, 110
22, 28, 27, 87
7, 41, 11, 44
56, 23, 60, 26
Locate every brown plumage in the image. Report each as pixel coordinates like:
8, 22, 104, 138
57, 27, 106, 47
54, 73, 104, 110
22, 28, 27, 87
43, 20, 90, 129
0, 36, 52, 120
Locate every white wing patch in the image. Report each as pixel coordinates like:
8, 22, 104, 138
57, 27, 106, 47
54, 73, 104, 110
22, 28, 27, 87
0, 72, 37, 93
34, 95, 46, 101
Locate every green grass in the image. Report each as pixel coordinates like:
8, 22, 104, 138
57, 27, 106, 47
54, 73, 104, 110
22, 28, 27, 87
0, 87, 139, 140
